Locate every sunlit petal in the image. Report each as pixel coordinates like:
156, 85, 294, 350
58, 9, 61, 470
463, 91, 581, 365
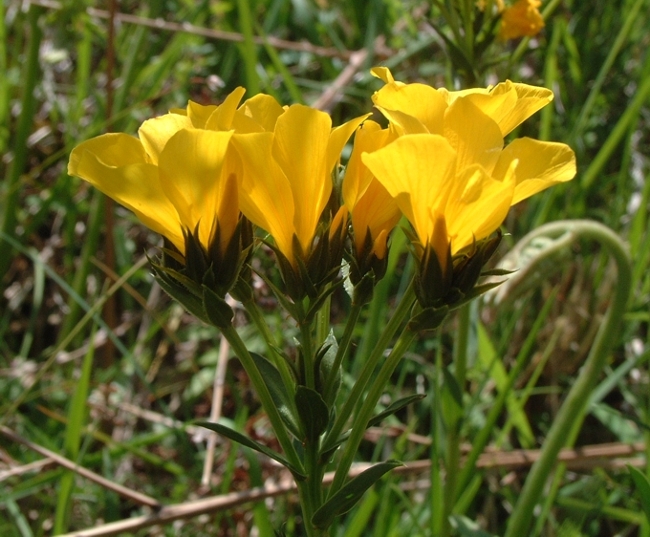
445, 164, 515, 252
362, 134, 457, 245
489, 82, 553, 135
443, 98, 503, 174
204, 87, 247, 131
326, 113, 370, 173
492, 137, 576, 204
373, 81, 446, 135
271, 105, 332, 251
374, 107, 429, 136
237, 93, 285, 132
343, 120, 392, 207
68, 134, 183, 248
138, 113, 192, 165
186, 100, 219, 128
232, 132, 295, 260
158, 129, 234, 248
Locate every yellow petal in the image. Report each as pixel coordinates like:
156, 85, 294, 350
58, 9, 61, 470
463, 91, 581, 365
445, 164, 514, 252
186, 100, 219, 128
204, 87, 247, 131
271, 105, 332, 253
488, 81, 553, 135
158, 129, 235, 248
440, 81, 553, 137
362, 134, 457, 245
374, 107, 429, 136
492, 137, 576, 204
370, 66, 397, 84
137, 113, 193, 165
373, 81, 447, 135
343, 120, 392, 208
327, 113, 370, 173
215, 166, 240, 253
232, 132, 295, 261
237, 93, 285, 132
68, 134, 183, 248
443, 97, 503, 175
350, 177, 401, 256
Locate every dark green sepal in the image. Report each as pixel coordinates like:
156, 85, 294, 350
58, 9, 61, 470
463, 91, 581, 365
295, 385, 330, 443
249, 352, 301, 439
311, 460, 402, 529
195, 421, 306, 480
352, 270, 378, 306
253, 266, 300, 320
183, 223, 210, 283
149, 261, 210, 324
415, 242, 453, 308
408, 304, 450, 332
480, 268, 516, 277
447, 281, 505, 312
304, 279, 344, 324
366, 393, 426, 429
202, 285, 234, 328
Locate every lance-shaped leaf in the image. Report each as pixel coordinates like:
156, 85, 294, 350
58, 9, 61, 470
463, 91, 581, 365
311, 460, 402, 529
295, 385, 329, 443
196, 421, 306, 480
249, 352, 301, 439
366, 393, 426, 429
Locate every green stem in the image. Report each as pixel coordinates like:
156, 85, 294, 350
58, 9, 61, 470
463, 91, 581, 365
328, 327, 418, 496
442, 303, 470, 536
504, 220, 632, 537
323, 299, 364, 403
316, 290, 331, 347
321, 281, 416, 455
220, 324, 303, 473
242, 299, 296, 397
300, 317, 316, 389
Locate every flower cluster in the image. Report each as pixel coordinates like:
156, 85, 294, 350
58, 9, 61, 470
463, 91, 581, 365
69, 68, 574, 328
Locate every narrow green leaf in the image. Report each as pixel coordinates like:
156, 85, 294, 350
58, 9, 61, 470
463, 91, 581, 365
295, 385, 329, 442
367, 393, 426, 429
312, 460, 402, 529
196, 421, 306, 479
629, 465, 650, 522
54, 325, 95, 534
249, 352, 301, 438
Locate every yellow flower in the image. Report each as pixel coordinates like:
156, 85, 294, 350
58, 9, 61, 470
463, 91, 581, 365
68, 88, 296, 258
342, 120, 401, 261
370, 67, 575, 234
232, 105, 367, 266
499, 0, 544, 41
68, 110, 241, 256
362, 134, 517, 267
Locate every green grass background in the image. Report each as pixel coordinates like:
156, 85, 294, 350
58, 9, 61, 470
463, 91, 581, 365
1, 0, 650, 535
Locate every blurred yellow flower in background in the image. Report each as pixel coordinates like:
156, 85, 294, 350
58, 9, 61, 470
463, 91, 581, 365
499, 0, 545, 40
